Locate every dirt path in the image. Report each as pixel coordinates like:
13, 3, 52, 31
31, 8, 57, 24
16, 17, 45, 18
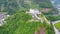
39, 27, 45, 34
34, 27, 45, 34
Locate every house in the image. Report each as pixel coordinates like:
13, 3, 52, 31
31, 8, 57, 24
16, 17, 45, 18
0, 14, 4, 26
0, 12, 9, 26
55, 5, 60, 11
41, 7, 52, 13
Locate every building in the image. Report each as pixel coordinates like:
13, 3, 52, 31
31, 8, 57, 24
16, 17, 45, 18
0, 14, 4, 26
0, 12, 9, 26
40, 7, 52, 13
55, 5, 60, 11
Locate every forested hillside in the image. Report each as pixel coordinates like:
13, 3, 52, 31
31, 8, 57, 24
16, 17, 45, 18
0, 10, 55, 34
0, 0, 52, 14
1, 0, 58, 21
0, 0, 59, 34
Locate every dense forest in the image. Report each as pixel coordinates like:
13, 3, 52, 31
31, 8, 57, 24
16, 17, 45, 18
0, 0, 59, 21
0, 0, 52, 13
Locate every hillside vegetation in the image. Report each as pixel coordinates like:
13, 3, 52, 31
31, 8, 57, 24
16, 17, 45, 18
0, 10, 55, 34
55, 22, 60, 31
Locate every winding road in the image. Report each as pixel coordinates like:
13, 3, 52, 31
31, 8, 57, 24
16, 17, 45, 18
27, 9, 60, 34
52, 20, 60, 34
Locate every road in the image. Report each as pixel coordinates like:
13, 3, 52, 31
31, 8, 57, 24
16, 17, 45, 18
28, 9, 60, 34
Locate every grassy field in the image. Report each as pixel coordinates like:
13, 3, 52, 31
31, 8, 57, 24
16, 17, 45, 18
55, 22, 60, 31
